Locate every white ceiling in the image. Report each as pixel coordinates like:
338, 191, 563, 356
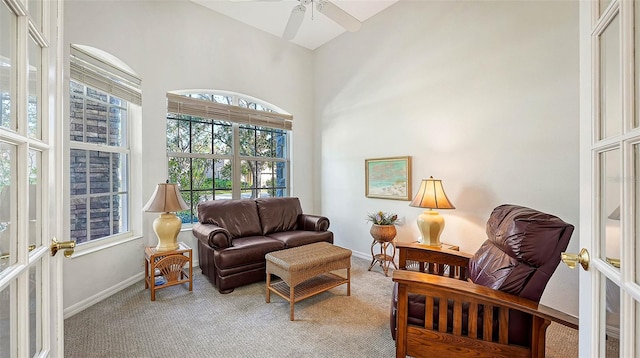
191, 0, 399, 50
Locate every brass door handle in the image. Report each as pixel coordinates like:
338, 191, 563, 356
606, 257, 621, 268
1, 244, 37, 260
50, 238, 75, 257
561, 248, 590, 271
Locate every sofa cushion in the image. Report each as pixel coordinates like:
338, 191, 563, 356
256, 197, 303, 235
213, 236, 285, 269
197, 199, 262, 238
266, 230, 333, 248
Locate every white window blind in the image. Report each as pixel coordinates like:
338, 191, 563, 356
166, 93, 293, 130
70, 45, 142, 105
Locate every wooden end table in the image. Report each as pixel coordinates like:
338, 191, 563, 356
397, 241, 463, 276
144, 242, 193, 301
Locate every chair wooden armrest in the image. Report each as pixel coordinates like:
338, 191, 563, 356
392, 270, 578, 358
397, 241, 474, 279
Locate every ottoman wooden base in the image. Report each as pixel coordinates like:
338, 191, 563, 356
265, 242, 351, 320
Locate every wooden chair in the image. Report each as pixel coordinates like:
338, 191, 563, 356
391, 204, 579, 358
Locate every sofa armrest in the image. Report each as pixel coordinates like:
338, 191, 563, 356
297, 214, 330, 232
192, 223, 232, 249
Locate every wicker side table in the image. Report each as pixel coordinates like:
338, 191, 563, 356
367, 236, 398, 277
144, 242, 193, 301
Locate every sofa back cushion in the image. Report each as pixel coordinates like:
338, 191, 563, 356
256, 197, 302, 235
197, 199, 262, 238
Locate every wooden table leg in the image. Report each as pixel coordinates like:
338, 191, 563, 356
347, 268, 351, 296
150, 258, 156, 301
289, 285, 295, 321
266, 273, 271, 303
144, 257, 149, 289
188, 252, 193, 291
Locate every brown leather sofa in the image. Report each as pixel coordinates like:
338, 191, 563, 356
192, 197, 333, 293
390, 204, 574, 353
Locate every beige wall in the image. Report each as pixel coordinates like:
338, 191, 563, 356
314, 0, 580, 316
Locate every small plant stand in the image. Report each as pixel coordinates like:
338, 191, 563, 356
368, 236, 397, 277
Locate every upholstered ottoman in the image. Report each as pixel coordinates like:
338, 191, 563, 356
265, 242, 351, 320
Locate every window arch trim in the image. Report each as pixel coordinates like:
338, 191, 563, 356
166, 93, 292, 130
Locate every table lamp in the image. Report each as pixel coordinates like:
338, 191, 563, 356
143, 181, 189, 251
409, 176, 455, 246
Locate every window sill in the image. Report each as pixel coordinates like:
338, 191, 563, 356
71, 233, 142, 259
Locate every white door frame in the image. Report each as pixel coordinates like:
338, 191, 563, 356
579, 0, 640, 356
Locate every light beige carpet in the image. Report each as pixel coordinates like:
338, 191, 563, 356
64, 256, 580, 357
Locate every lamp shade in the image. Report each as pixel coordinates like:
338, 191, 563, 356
410, 177, 455, 209
143, 183, 189, 213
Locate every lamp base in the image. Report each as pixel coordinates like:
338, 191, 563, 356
153, 212, 182, 252
416, 210, 445, 247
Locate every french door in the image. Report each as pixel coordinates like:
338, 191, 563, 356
578, 0, 640, 356
0, 0, 64, 357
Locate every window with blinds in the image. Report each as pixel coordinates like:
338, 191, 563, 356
166, 92, 292, 224
69, 45, 141, 244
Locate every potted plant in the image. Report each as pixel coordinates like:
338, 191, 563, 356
366, 211, 399, 242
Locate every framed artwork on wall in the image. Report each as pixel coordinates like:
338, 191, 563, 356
365, 156, 412, 201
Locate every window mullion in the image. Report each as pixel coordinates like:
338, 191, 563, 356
84, 150, 90, 242
232, 123, 240, 199
109, 153, 113, 237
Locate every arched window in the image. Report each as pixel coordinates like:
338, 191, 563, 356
166, 91, 292, 224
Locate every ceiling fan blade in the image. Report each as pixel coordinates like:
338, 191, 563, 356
316, 0, 361, 32
282, 4, 306, 40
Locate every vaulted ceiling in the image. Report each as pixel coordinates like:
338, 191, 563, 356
191, 0, 399, 50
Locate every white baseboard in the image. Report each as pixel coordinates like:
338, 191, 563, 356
63, 272, 144, 319
63, 259, 201, 319
351, 249, 370, 261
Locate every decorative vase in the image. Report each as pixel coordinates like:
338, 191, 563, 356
370, 224, 397, 242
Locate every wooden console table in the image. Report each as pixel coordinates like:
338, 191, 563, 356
144, 242, 193, 301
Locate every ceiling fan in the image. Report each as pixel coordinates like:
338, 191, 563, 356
230, 0, 362, 40
282, 0, 362, 40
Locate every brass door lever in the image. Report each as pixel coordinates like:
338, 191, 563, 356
50, 238, 75, 257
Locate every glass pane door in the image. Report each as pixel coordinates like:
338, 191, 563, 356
0, 0, 58, 356
581, 0, 640, 356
